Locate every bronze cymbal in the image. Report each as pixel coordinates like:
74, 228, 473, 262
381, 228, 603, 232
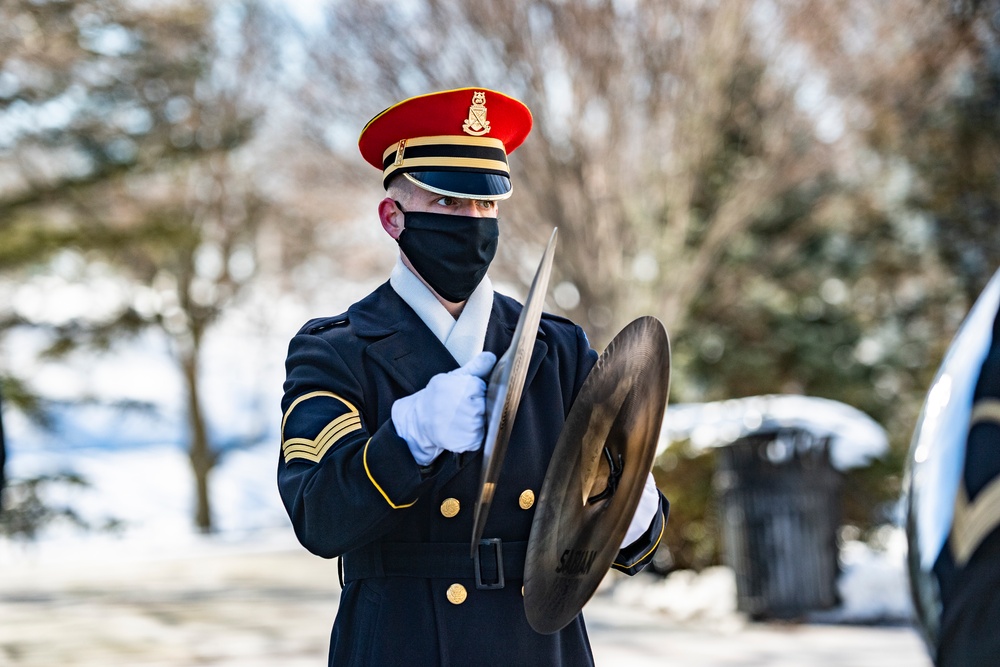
471, 228, 558, 556
524, 316, 670, 634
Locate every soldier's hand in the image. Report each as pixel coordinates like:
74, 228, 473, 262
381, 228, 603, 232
392, 351, 497, 465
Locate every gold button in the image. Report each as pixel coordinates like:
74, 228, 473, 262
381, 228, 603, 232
446, 583, 467, 605
440, 498, 460, 518
518, 489, 535, 510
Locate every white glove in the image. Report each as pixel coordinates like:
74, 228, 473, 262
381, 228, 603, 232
620, 472, 660, 548
392, 351, 496, 466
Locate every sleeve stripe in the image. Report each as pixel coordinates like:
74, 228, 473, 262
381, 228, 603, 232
284, 412, 362, 452
612, 511, 665, 569
363, 438, 416, 509
282, 415, 363, 463
948, 401, 1000, 565
281, 391, 359, 438
951, 477, 1000, 566
281, 392, 362, 464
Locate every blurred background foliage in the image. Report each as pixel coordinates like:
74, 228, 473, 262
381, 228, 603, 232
0, 0, 999, 567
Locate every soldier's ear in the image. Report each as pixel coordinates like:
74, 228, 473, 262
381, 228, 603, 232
379, 197, 404, 240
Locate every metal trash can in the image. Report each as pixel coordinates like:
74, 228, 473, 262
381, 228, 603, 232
714, 427, 843, 619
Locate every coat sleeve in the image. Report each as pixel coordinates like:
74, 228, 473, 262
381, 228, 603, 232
611, 490, 669, 575
277, 331, 458, 558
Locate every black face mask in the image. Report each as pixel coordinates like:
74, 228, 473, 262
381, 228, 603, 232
395, 202, 500, 303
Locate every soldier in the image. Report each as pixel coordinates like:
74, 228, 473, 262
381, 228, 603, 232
929, 299, 1000, 667
906, 269, 1000, 667
277, 88, 667, 666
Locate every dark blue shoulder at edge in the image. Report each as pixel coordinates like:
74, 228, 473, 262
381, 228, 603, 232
540, 311, 577, 327
493, 291, 581, 330
298, 312, 350, 335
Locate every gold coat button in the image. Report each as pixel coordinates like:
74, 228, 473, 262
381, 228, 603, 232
440, 498, 460, 518
446, 583, 467, 605
518, 489, 535, 510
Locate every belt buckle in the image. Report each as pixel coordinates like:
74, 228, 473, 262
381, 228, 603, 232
474, 538, 505, 590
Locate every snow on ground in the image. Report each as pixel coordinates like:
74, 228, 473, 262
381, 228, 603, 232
1, 441, 293, 565
3, 438, 916, 626
606, 531, 913, 627
0, 433, 931, 666
0, 544, 932, 667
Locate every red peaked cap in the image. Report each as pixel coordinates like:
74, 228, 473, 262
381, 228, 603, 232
358, 87, 533, 200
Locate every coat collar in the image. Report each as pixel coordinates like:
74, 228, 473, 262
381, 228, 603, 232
349, 283, 549, 396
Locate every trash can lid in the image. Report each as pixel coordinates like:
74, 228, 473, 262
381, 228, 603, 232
658, 395, 888, 471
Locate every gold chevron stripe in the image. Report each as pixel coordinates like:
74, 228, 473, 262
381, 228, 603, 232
283, 415, 363, 463
281, 392, 362, 464
363, 438, 416, 509
951, 476, 1000, 566
284, 415, 362, 456
970, 399, 1000, 428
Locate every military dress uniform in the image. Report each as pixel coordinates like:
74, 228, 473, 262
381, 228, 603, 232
279, 282, 666, 666
907, 269, 1000, 667
277, 88, 667, 666
932, 296, 1000, 667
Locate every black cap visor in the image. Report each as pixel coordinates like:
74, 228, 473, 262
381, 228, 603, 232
405, 170, 512, 201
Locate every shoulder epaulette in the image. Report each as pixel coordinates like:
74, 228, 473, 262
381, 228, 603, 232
300, 313, 349, 335
540, 311, 576, 326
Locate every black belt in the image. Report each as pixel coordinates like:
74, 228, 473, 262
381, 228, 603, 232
341, 538, 527, 591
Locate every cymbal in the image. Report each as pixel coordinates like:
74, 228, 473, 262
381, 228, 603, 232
524, 316, 670, 634
471, 228, 558, 556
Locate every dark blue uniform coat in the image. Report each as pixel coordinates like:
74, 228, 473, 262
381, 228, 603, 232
278, 282, 666, 666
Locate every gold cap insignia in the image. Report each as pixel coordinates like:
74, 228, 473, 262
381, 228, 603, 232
393, 139, 406, 167
462, 91, 491, 136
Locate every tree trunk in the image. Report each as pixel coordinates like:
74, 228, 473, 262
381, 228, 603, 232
181, 340, 215, 533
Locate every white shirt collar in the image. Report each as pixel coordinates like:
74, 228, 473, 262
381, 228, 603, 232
389, 256, 493, 366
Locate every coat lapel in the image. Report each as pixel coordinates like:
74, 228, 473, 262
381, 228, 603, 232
350, 283, 459, 395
